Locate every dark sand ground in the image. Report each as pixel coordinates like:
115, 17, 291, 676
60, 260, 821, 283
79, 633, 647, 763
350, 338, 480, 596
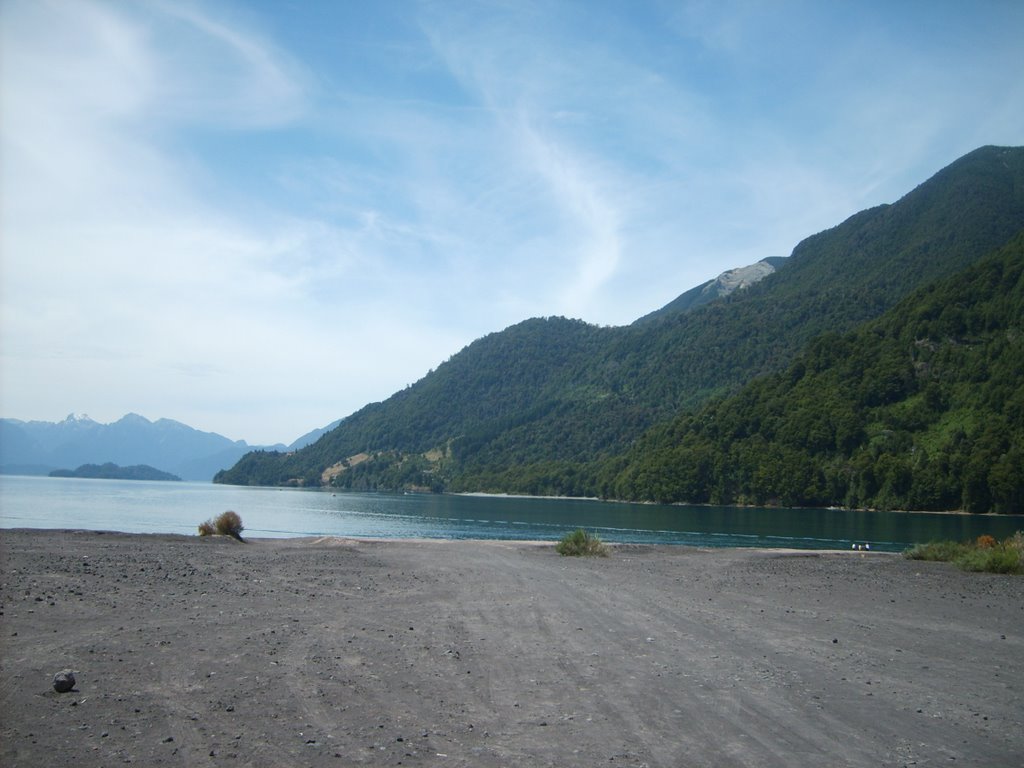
1, 529, 1022, 767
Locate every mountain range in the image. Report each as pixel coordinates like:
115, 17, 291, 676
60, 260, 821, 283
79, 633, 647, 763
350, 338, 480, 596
214, 145, 1024, 514
0, 413, 291, 481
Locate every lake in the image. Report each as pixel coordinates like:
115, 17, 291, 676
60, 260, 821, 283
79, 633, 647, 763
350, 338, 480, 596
1, 475, 1021, 552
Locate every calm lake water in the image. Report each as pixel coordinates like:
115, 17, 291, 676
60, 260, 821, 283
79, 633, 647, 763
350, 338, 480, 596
1, 475, 1021, 552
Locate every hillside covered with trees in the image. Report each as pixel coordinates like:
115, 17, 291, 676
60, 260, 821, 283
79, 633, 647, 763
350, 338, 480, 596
216, 146, 1024, 512
602, 234, 1024, 513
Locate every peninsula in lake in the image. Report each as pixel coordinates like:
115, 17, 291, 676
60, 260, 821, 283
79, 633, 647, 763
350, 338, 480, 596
49, 462, 181, 482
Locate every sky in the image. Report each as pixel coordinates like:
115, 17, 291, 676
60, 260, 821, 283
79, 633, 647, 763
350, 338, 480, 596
2, 0, 1023, 446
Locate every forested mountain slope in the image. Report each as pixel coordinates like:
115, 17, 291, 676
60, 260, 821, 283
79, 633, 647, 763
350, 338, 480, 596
216, 318, 622, 486
603, 146, 1024, 412
216, 146, 1024, 492
603, 233, 1024, 514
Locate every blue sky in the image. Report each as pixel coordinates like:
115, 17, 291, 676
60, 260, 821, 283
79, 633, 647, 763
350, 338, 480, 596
2, 0, 1023, 445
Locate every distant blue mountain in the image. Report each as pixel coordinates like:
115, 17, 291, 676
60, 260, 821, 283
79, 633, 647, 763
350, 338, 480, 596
288, 418, 343, 451
0, 413, 285, 482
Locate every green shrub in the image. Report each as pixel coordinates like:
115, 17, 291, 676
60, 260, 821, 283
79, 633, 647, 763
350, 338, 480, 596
1008, 531, 1024, 556
556, 528, 608, 557
198, 510, 245, 540
904, 532, 1022, 574
956, 545, 1021, 574
904, 540, 969, 562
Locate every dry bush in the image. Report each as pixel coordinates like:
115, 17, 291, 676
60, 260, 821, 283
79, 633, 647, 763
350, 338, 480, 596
214, 510, 244, 539
197, 510, 244, 540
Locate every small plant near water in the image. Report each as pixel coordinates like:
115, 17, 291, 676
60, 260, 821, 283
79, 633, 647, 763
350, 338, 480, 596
904, 531, 1022, 574
556, 528, 609, 557
198, 510, 245, 541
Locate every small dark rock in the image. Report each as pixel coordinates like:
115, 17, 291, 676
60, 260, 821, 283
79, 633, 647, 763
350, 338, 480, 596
53, 669, 76, 693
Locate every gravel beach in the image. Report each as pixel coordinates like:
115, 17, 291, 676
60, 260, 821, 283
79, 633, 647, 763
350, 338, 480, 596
1, 529, 1022, 767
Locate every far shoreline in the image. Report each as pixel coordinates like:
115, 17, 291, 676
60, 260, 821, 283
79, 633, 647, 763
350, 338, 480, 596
4, 472, 1019, 518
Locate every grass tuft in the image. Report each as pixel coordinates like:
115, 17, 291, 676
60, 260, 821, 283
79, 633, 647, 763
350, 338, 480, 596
556, 528, 609, 557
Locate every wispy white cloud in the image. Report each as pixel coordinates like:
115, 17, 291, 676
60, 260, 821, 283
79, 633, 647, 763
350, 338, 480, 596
416, 2, 681, 319
512, 116, 622, 316
0, 0, 458, 442
149, 0, 307, 128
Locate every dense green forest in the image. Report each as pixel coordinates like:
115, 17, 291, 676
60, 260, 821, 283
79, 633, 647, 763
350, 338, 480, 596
601, 235, 1024, 513
216, 146, 1024, 512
